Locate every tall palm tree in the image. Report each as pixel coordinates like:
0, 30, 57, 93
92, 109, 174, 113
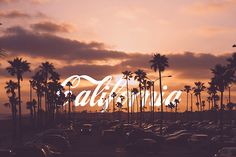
31, 71, 44, 125
5, 80, 18, 123
184, 85, 191, 112
167, 102, 175, 112
174, 99, 180, 113
150, 53, 169, 135
134, 69, 147, 126
122, 70, 133, 123
26, 99, 37, 125
211, 64, 234, 110
226, 53, 236, 102
193, 82, 206, 111
147, 81, 153, 119
207, 81, 218, 110
207, 96, 211, 111
111, 92, 117, 114
141, 79, 148, 122
66, 81, 72, 119
131, 88, 139, 122
202, 100, 206, 111
211, 64, 234, 133
6, 57, 30, 128
38, 62, 55, 113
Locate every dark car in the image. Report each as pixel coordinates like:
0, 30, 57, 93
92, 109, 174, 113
35, 134, 71, 152
12, 144, 48, 157
80, 124, 93, 134
101, 129, 119, 145
127, 128, 165, 144
166, 133, 192, 145
188, 134, 209, 149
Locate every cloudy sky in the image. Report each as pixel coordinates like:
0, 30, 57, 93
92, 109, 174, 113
0, 0, 235, 114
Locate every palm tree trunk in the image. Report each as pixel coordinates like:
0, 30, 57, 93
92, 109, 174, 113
196, 95, 199, 111
112, 98, 115, 119
17, 77, 22, 140
149, 87, 152, 121
159, 70, 163, 135
126, 80, 129, 123
152, 83, 155, 123
199, 94, 202, 111
139, 84, 142, 127
190, 93, 193, 112
186, 92, 189, 112
130, 93, 133, 122
68, 86, 71, 119
220, 91, 224, 136
136, 95, 138, 122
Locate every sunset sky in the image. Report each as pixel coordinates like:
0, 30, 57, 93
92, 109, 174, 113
0, 0, 235, 114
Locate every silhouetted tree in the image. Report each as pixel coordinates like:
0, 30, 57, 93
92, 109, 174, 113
134, 69, 147, 126
66, 81, 72, 118
193, 81, 206, 111
211, 64, 234, 133
5, 80, 18, 126
184, 85, 191, 112
150, 53, 169, 135
122, 70, 133, 123
111, 92, 117, 114
207, 81, 218, 110
6, 57, 30, 132
131, 88, 139, 122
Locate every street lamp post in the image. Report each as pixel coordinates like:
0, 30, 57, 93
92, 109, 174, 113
147, 75, 172, 123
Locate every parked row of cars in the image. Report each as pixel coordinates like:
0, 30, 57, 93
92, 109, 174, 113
100, 120, 236, 155
0, 121, 94, 157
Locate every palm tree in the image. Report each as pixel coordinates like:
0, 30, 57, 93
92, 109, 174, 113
38, 62, 56, 113
26, 99, 37, 125
6, 57, 30, 129
147, 81, 153, 119
5, 80, 18, 123
111, 92, 117, 114
47, 74, 64, 121
174, 99, 180, 113
66, 81, 72, 119
202, 100, 206, 111
134, 69, 147, 126
226, 53, 236, 102
183, 85, 191, 112
211, 64, 234, 110
193, 82, 206, 111
131, 88, 139, 122
122, 70, 133, 123
211, 64, 234, 133
167, 102, 175, 112
31, 71, 44, 125
207, 81, 218, 110
150, 53, 169, 135
207, 96, 211, 111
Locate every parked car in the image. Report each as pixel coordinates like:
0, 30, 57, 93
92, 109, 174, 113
80, 124, 93, 134
35, 134, 71, 152
214, 147, 236, 157
12, 144, 49, 157
188, 134, 209, 149
101, 129, 118, 145
166, 133, 192, 145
